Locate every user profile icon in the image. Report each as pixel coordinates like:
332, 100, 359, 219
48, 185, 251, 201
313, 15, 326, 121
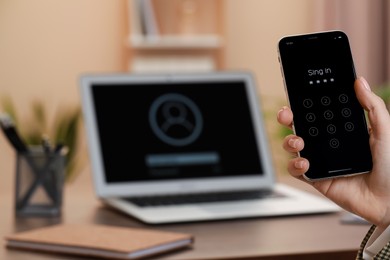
149, 93, 203, 146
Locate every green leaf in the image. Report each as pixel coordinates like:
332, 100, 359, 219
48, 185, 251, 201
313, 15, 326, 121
0, 97, 82, 183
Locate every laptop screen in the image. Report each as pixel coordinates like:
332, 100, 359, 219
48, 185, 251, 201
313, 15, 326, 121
91, 81, 263, 183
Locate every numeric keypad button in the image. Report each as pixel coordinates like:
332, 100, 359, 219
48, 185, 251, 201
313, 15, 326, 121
321, 96, 331, 106
324, 110, 334, 120
329, 138, 340, 148
303, 99, 313, 108
345, 122, 354, 132
339, 94, 349, 103
309, 127, 319, 136
341, 108, 352, 118
327, 124, 336, 134
306, 113, 316, 122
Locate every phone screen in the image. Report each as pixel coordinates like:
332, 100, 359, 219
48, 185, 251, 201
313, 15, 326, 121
278, 31, 372, 180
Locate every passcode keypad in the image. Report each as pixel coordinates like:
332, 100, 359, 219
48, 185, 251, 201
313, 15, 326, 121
303, 94, 354, 148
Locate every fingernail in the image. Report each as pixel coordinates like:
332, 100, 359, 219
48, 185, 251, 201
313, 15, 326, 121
277, 106, 287, 119
295, 160, 306, 169
359, 76, 371, 92
288, 138, 301, 149
277, 107, 285, 118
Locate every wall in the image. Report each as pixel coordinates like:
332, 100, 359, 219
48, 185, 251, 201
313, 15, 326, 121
225, 0, 314, 99
0, 0, 315, 186
313, 0, 390, 87
0, 0, 128, 190
0, 0, 128, 116
0, 0, 314, 112
224, 0, 315, 176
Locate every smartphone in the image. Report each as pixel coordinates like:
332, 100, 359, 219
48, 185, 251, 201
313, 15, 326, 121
278, 30, 372, 181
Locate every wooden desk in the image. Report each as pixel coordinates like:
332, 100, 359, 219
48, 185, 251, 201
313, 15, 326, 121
0, 169, 369, 260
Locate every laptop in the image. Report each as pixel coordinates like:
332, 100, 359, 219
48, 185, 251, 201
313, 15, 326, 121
79, 71, 340, 224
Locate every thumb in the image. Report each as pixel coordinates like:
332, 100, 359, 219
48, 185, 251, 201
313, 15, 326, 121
355, 77, 390, 138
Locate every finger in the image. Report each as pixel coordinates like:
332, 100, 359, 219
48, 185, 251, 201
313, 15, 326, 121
277, 106, 293, 129
355, 77, 390, 140
283, 134, 304, 154
287, 157, 309, 178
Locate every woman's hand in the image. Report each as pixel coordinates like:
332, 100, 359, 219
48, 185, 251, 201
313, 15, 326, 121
277, 77, 390, 230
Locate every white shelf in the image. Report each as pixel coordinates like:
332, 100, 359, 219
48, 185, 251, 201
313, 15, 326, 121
129, 34, 223, 50
131, 55, 215, 73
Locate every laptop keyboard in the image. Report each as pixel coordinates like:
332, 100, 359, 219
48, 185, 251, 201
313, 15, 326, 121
125, 189, 285, 207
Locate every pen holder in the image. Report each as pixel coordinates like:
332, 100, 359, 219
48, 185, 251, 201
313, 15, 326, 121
14, 147, 65, 217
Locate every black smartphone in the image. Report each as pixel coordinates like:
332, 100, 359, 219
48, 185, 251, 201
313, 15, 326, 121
278, 30, 372, 181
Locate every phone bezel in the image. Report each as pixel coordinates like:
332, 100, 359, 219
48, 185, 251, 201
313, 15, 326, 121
277, 30, 372, 181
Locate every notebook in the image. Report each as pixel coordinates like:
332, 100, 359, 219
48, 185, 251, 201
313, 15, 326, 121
5, 224, 193, 259
79, 71, 340, 224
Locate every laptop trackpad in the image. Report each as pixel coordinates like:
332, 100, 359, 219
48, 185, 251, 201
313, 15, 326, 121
200, 199, 295, 216
198, 201, 279, 215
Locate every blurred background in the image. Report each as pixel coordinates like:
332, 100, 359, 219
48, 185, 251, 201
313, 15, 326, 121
0, 0, 389, 188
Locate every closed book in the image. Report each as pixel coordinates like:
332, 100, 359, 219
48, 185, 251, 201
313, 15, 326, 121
5, 224, 193, 259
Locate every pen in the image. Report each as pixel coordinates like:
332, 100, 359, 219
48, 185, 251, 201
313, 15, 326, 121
0, 113, 29, 153
53, 143, 64, 154
41, 134, 52, 154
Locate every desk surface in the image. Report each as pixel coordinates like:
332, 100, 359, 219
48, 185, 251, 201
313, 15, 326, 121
0, 169, 370, 260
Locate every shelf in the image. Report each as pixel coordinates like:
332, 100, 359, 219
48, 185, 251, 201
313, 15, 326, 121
129, 34, 223, 50
127, 0, 224, 71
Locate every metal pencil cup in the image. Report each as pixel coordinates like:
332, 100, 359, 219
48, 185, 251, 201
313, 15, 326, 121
15, 148, 65, 217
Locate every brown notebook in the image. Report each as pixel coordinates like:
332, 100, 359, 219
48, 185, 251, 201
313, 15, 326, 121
5, 224, 194, 259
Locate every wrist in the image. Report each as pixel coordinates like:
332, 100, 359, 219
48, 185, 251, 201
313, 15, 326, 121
374, 225, 388, 235
376, 210, 390, 232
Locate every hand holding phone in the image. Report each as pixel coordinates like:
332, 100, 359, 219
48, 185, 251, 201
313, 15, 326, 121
278, 31, 372, 181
